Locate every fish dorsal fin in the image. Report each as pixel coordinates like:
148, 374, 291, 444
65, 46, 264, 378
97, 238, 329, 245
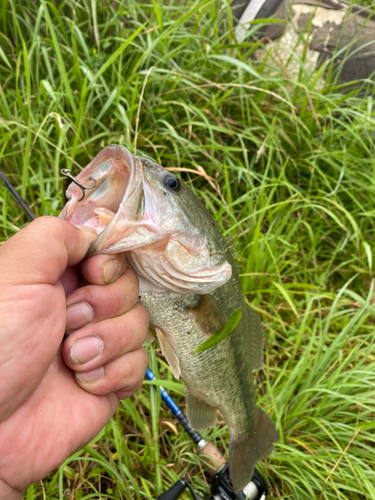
155, 326, 181, 379
247, 305, 264, 370
188, 294, 227, 337
186, 390, 217, 430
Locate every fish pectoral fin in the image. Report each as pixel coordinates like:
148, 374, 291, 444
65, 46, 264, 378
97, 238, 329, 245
142, 327, 157, 346
247, 305, 264, 370
155, 326, 181, 380
186, 391, 217, 430
188, 294, 227, 337
229, 407, 279, 493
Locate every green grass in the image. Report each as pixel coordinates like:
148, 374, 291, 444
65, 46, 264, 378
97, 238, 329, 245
1, 0, 375, 498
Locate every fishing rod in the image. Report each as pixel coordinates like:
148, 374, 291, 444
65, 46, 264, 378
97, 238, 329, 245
0, 170, 269, 500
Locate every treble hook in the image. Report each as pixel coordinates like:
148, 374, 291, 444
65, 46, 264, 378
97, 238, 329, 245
61, 169, 97, 202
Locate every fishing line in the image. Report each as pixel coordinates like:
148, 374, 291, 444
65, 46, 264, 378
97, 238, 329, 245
0, 170, 35, 221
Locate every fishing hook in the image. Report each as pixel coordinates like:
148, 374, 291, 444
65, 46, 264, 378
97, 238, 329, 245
61, 169, 97, 202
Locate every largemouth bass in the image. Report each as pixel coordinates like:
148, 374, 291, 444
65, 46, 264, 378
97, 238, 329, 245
60, 145, 278, 492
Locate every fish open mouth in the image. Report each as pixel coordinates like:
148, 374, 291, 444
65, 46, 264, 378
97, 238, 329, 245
59, 145, 147, 254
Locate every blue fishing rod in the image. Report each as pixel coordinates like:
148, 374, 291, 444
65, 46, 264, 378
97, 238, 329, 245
146, 368, 204, 447
1, 170, 268, 500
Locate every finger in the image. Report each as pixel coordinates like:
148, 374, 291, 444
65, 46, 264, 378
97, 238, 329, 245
0, 217, 97, 286
74, 347, 149, 400
62, 303, 149, 372
80, 253, 127, 285
65, 267, 139, 332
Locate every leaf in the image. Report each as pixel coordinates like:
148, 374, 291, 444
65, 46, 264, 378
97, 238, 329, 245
209, 55, 260, 79
192, 308, 242, 354
142, 379, 185, 395
272, 281, 298, 318
89, 23, 146, 86
363, 241, 372, 271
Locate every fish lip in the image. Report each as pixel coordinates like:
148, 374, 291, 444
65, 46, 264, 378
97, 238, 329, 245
59, 144, 141, 242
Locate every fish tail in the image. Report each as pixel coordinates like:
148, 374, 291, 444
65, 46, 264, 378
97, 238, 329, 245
229, 407, 279, 493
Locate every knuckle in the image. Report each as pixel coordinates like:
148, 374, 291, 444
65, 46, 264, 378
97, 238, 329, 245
75, 373, 106, 395
116, 390, 132, 400
44, 216, 71, 236
117, 317, 133, 344
32, 215, 56, 230
129, 308, 150, 345
133, 304, 150, 329
82, 256, 105, 284
105, 285, 124, 311
139, 347, 149, 369
124, 350, 147, 391
102, 269, 138, 314
32, 217, 62, 243
116, 304, 149, 343
124, 268, 139, 294
80, 348, 148, 398
136, 348, 148, 380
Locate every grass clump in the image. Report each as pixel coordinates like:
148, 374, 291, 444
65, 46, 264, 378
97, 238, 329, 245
1, 0, 375, 498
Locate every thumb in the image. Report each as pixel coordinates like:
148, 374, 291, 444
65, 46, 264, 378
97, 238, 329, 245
0, 216, 97, 286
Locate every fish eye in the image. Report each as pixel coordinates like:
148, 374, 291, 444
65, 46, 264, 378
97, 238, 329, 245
163, 173, 181, 192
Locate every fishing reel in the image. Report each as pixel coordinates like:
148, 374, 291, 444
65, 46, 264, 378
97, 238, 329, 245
210, 464, 267, 500
158, 464, 267, 500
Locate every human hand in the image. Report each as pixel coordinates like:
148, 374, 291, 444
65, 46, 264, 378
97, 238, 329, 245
0, 217, 149, 499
